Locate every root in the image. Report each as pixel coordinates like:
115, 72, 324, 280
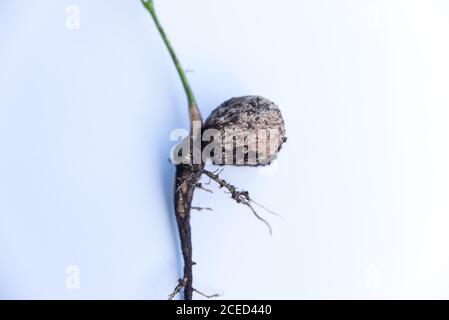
195, 182, 213, 193
168, 278, 220, 300
251, 199, 286, 221
168, 278, 186, 300
176, 171, 197, 192
191, 206, 213, 212
202, 169, 276, 235
193, 288, 221, 299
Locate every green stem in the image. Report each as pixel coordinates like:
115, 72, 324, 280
141, 0, 202, 124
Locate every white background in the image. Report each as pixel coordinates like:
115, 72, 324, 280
1, 0, 449, 299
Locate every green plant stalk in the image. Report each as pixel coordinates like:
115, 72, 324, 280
141, 0, 202, 125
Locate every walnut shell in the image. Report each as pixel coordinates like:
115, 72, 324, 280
203, 95, 286, 166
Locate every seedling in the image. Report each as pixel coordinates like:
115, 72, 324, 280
141, 0, 286, 300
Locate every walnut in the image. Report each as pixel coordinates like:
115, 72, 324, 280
203, 96, 286, 166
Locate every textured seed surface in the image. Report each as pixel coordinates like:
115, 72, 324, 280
204, 95, 286, 166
